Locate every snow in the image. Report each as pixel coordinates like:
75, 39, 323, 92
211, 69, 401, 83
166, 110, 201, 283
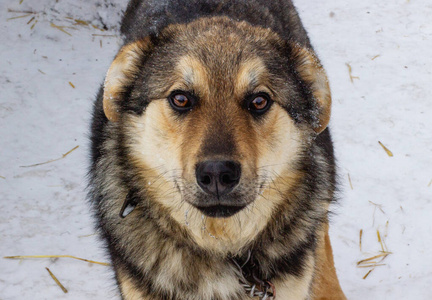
294, 1, 432, 298
1, 0, 431, 299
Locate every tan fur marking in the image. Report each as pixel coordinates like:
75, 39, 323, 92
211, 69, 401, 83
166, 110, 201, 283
103, 38, 150, 121
235, 58, 270, 96
312, 223, 347, 300
118, 269, 149, 300
255, 105, 303, 193
274, 254, 315, 300
127, 103, 184, 203
295, 46, 332, 133
173, 56, 210, 97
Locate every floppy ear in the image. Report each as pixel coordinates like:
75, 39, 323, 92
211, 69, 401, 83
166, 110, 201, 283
294, 46, 331, 133
103, 38, 151, 122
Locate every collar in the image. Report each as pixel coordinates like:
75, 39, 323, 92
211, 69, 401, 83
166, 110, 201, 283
231, 251, 276, 299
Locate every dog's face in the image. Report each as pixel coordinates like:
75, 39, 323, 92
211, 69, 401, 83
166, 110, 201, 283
103, 17, 330, 253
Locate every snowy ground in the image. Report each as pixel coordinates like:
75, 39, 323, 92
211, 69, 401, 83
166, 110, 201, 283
1, 0, 431, 299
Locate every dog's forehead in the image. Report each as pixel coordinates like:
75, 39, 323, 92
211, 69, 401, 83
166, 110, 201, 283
173, 54, 269, 97
158, 18, 279, 95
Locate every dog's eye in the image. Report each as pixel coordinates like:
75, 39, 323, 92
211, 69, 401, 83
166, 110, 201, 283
168, 92, 194, 112
251, 96, 268, 110
247, 93, 273, 115
172, 94, 189, 107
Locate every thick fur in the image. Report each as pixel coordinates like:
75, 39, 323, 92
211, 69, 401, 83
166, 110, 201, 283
89, 1, 346, 299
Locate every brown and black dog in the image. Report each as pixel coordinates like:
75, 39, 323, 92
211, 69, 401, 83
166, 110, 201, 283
89, 0, 346, 299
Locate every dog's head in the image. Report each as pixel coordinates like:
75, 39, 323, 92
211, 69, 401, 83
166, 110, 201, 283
103, 17, 331, 253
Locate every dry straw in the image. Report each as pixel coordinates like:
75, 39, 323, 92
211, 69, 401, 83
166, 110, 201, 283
73, 19, 89, 26
357, 227, 392, 279
20, 145, 79, 168
4, 255, 110, 266
30, 20, 38, 30
50, 22, 72, 36
46, 267, 68, 293
346, 63, 360, 83
348, 173, 354, 190
378, 141, 393, 157
7, 13, 32, 21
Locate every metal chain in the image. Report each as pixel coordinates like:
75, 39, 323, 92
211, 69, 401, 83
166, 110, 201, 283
240, 281, 275, 300
232, 251, 276, 300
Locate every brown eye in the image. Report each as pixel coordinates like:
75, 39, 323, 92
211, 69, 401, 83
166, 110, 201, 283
168, 91, 195, 112
251, 96, 268, 110
247, 93, 273, 116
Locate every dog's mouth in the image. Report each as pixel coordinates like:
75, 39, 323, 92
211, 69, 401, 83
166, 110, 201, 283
194, 204, 247, 218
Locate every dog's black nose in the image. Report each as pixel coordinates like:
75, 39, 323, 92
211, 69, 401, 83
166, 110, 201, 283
196, 161, 241, 197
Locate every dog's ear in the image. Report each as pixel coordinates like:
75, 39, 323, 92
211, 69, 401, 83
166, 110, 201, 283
103, 38, 151, 122
294, 46, 331, 133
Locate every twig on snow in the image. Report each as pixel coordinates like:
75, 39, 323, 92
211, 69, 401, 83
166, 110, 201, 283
4, 254, 110, 266
46, 267, 68, 293
19, 145, 79, 168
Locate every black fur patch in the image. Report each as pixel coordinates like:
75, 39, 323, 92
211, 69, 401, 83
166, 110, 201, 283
121, 0, 312, 48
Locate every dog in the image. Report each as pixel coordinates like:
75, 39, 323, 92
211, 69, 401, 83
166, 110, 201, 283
89, 0, 346, 299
